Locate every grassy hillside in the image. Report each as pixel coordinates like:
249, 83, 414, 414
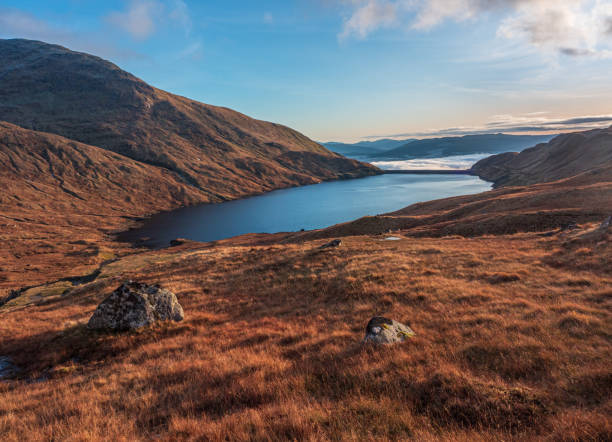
472, 127, 612, 187
1, 227, 610, 440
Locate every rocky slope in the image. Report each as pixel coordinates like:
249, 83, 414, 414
0, 39, 378, 202
471, 127, 612, 187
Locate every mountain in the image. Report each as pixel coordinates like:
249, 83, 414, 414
373, 134, 554, 160
295, 127, 612, 240
322, 138, 415, 157
0, 39, 378, 203
0, 121, 213, 289
471, 127, 612, 187
0, 121, 205, 220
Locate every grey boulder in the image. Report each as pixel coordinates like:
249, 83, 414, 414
88, 281, 184, 331
363, 316, 415, 344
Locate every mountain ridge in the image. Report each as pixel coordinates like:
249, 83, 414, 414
373, 133, 554, 160
471, 126, 612, 187
0, 38, 379, 202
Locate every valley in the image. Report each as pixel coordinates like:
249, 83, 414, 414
0, 37, 610, 442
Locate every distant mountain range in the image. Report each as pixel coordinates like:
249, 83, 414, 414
322, 139, 415, 157
324, 134, 554, 161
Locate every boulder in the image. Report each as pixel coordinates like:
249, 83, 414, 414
600, 215, 611, 231
363, 316, 415, 344
319, 239, 342, 249
88, 281, 184, 331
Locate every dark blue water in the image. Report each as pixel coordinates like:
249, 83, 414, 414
120, 174, 491, 248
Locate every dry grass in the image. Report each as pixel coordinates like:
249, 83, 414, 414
1, 232, 610, 441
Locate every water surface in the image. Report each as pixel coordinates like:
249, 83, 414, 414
120, 174, 490, 248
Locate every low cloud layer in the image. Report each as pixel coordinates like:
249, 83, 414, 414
372, 154, 491, 170
364, 114, 612, 139
339, 0, 612, 57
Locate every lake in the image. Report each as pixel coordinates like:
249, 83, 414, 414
119, 173, 491, 248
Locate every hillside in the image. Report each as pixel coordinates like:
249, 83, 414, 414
374, 134, 553, 160
293, 127, 612, 240
1, 212, 610, 441
0, 39, 378, 202
0, 121, 212, 290
472, 126, 612, 187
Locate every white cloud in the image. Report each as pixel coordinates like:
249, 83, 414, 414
0, 8, 71, 42
338, 0, 612, 57
107, 0, 161, 40
169, 0, 192, 35
339, 0, 399, 40
0, 8, 143, 60
106, 0, 192, 40
364, 113, 612, 138
263, 12, 274, 25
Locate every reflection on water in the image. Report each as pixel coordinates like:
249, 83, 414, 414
119, 174, 491, 248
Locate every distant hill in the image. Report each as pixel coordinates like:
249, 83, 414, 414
0, 39, 378, 204
472, 126, 612, 187
373, 134, 554, 160
297, 126, 612, 240
322, 138, 415, 157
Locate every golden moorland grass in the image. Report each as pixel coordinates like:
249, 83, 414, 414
1, 228, 610, 441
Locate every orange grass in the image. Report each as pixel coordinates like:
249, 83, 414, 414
0, 233, 610, 441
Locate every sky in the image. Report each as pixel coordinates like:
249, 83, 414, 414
1, 0, 612, 142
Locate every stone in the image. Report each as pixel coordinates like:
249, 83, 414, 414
363, 316, 415, 344
0, 356, 17, 380
88, 281, 184, 331
319, 239, 342, 249
600, 215, 611, 230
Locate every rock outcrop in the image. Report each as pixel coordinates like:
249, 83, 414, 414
88, 281, 184, 331
363, 316, 415, 344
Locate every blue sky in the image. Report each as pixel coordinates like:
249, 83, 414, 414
1, 0, 612, 142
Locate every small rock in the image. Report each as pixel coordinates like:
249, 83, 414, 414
562, 222, 578, 231
363, 316, 415, 344
88, 281, 184, 331
169, 238, 187, 247
0, 356, 17, 380
600, 215, 611, 230
319, 239, 342, 249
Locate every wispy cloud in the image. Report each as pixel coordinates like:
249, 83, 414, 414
337, 0, 612, 58
263, 12, 274, 25
177, 41, 203, 61
338, 0, 399, 40
363, 113, 612, 139
0, 8, 143, 60
0, 8, 72, 42
106, 0, 192, 40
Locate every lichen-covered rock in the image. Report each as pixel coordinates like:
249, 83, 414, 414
363, 316, 415, 344
88, 281, 184, 331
